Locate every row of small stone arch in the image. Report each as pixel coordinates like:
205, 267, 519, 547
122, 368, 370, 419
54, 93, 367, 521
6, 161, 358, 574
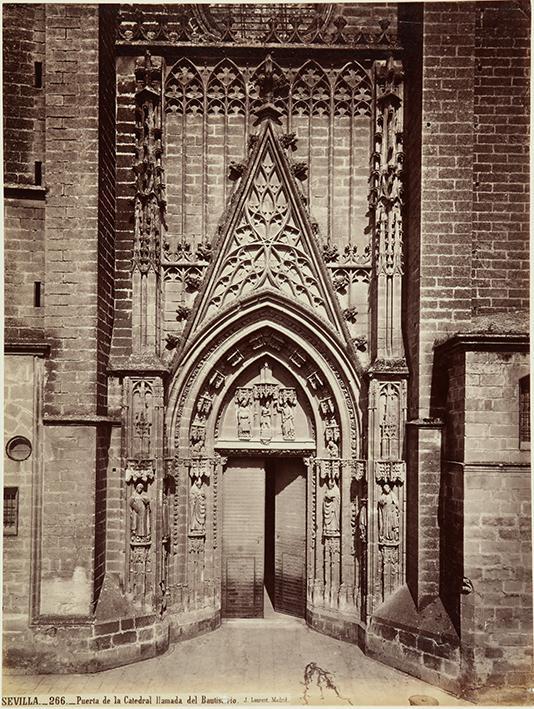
164, 57, 373, 118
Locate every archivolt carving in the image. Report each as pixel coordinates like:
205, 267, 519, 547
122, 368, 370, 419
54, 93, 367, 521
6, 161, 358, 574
175, 313, 359, 456
193, 342, 337, 452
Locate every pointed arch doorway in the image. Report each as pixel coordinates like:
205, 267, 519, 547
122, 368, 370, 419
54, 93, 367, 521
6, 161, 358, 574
221, 454, 307, 619
215, 358, 313, 619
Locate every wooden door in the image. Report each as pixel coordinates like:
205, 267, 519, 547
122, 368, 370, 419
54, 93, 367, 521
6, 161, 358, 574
274, 458, 306, 617
222, 458, 265, 617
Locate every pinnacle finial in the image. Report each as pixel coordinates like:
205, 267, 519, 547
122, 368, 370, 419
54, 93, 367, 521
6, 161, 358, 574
253, 54, 289, 126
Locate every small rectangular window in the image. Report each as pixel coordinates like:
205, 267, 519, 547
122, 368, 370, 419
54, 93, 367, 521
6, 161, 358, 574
519, 376, 530, 449
34, 61, 43, 89
34, 161, 42, 186
4, 488, 19, 536
34, 281, 42, 307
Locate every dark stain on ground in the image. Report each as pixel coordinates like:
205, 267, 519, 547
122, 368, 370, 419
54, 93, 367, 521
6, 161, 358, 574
302, 662, 353, 705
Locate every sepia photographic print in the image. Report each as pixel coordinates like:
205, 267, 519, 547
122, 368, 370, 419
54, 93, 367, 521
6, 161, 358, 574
2, 1, 531, 707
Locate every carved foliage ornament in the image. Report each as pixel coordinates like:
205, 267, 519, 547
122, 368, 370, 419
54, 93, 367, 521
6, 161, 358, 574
133, 52, 166, 274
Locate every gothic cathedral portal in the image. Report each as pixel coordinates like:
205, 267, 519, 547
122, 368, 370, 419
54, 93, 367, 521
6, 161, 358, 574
3, 3, 531, 695
114, 6, 402, 640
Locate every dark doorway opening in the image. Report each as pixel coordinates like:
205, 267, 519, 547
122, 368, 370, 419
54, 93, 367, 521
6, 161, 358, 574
264, 462, 276, 613
222, 456, 306, 619
265, 457, 306, 618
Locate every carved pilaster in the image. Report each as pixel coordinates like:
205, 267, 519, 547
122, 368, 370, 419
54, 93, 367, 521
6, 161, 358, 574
305, 456, 367, 613
369, 56, 404, 361
132, 51, 166, 355
122, 375, 164, 606
367, 374, 407, 608
184, 455, 226, 610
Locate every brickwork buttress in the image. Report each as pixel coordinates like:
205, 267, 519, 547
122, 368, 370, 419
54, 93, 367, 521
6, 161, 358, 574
472, 2, 530, 316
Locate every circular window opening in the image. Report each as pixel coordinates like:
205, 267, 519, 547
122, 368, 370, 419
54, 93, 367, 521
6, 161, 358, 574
6, 436, 32, 462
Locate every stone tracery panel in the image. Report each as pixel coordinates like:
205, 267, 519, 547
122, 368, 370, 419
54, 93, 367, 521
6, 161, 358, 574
160, 54, 373, 356
206, 142, 328, 320
161, 55, 372, 253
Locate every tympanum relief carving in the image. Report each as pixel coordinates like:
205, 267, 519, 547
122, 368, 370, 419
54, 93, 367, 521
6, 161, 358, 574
232, 363, 297, 444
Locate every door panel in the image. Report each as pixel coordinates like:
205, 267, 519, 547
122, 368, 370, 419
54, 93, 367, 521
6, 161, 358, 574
222, 458, 265, 617
274, 459, 306, 617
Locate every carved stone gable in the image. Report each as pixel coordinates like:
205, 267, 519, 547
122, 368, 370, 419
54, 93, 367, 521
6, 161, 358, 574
185, 121, 346, 339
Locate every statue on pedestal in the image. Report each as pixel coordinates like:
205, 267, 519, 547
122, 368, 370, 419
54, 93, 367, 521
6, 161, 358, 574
130, 482, 151, 543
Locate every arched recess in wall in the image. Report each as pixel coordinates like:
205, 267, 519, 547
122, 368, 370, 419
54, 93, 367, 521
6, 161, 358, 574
166, 294, 363, 460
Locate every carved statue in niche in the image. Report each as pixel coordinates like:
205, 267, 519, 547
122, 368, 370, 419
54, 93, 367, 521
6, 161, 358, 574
130, 482, 151, 544
237, 404, 252, 439
280, 403, 295, 439
235, 388, 252, 440
379, 383, 400, 460
277, 389, 296, 440
358, 500, 368, 543
190, 414, 206, 453
326, 439, 339, 457
377, 484, 399, 545
322, 477, 340, 537
260, 403, 272, 442
325, 417, 340, 457
189, 476, 207, 536
162, 489, 170, 543
350, 502, 357, 555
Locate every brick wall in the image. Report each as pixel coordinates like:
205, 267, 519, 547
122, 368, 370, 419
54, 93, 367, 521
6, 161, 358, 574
43, 4, 100, 416
439, 345, 532, 687
4, 199, 46, 342
399, 3, 423, 417
3, 4, 46, 344
40, 425, 96, 617
111, 56, 136, 362
93, 426, 110, 609
472, 2, 529, 316
406, 2, 476, 420
462, 464, 532, 688
404, 0, 529, 416
461, 349, 531, 686
463, 350, 530, 464
3, 3, 45, 186
440, 348, 467, 633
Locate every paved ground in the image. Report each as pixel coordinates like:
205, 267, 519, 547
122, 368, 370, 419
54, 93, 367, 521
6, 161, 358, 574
4, 615, 471, 706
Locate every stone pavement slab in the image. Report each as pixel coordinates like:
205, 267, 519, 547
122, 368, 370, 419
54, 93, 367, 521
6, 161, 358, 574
3, 616, 471, 706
